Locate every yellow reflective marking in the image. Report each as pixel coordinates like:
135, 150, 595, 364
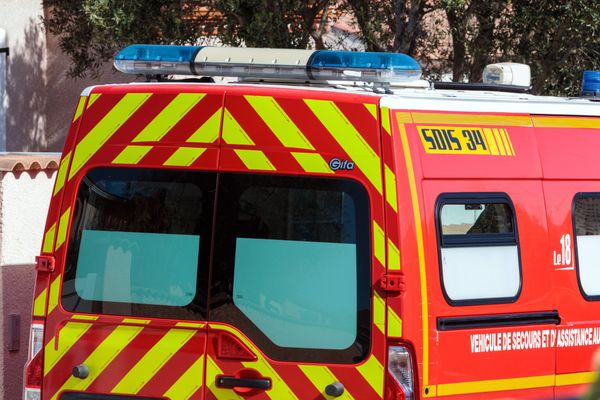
50, 325, 144, 400
292, 152, 333, 174
42, 223, 56, 254
71, 315, 98, 321
187, 108, 221, 143
133, 93, 206, 143
373, 221, 385, 266
112, 328, 196, 394
53, 152, 71, 196
555, 371, 597, 386
482, 128, 499, 155
387, 306, 402, 337
55, 208, 71, 251
163, 356, 204, 400
396, 112, 412, 124
164, 147, 206, 167
387, 239, 400, 271
384, 165, 398, 212
206, 356, 245, 400
305, 100, 383, 194
364, 103, 378, 121
436, 374, 555, 396
491, 128, 505, 155
411, 112, 531, 127
381, 107, 391, 135
223, 108, 255, 145
356, 355, 384, 398
87, 93, 101, 109
72, 97, 86, 122
112, 145, 152, 165
241, 358, 299, 400
33, 288, 47, 317
245, 95, 314, 149
397, 116, 430, 388
44, 321, 92, 376
373, 291, 385, 334
234, 149, 276, 171
533, 116, 600, 129
299, 365, 355, 400
69, 93, 151, 180
122, 318, 150, 325
498, 128, 512, 156
176, 322, 204, 329
47, 274, 61, 315
503, 129, 516, 155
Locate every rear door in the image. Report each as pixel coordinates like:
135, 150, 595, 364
205, 87, 387, 399
43, 86, 223, 400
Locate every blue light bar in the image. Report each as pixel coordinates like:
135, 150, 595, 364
582, 70, 600, 97
114, 44, 422, 83
114, 44, 200, 75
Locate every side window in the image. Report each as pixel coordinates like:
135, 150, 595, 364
62, 168, 216, 319
436, 193, 521, 305
210, 173, 371, 364
573, 194, 600, 299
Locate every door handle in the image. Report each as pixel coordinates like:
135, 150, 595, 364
216, 375, 272, 390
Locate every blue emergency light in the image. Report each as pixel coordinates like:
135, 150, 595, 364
582, 70, 600, 97
114, 44, 422, 83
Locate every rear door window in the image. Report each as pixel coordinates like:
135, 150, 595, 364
573, 194, 600, 299
62, 167, 216, 319
209, 173, 371, 363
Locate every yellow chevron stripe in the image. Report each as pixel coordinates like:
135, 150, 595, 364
299, 365, 356, 400
493, 129, 507, 155
364, 103, 378, 120
164, 147, 206, 167
55, 208, 71, 251
33, 288, 47, 317
381, 107, 391, 135
47, 274, 61, 315
133, 93, 206, 143
176, 322, 204, 329
112, 328, 196, 394
235, 149, 276, 171
305, 100, 382, 194
51, 325, 144, 400
71, 315, 99, 321
112, 145, 152, 165
87, 93, 101, 109
373, 221, 385, 266
503, 129, 516, 155
163, 355, 204, 400
44, 321, 93, 376
187, 108, 221, 143
398, 115, 430, 392
69, 93, 151, 180
411, 113, 531, 127
373, 290, 385, 334
387, 239, 400, 271
387, 306, 402, 337
482, 128, 499, 155
223, 108, 255, 145
122, 318, 150, 325
241, 358, 299, 400
356, 355, 384, 398
53, 152, 71, 196
72, 97, 86, 122
206, 355, 245, 400
384, 165, 398, 212
532, 116, 600, 129
292, 152, 333, 174
245, 95, 314, 149
42, 223, 56, 254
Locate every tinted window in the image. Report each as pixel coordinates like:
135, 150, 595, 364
210, 174, 371, 363
437, 194, 521, 304
574, 195, 600, 298
62, 168, 215, 319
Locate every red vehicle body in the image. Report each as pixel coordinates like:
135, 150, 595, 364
24, 78, 600, 400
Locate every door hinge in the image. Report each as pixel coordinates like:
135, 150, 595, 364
379, 273, 404, 293
35, 255, 55, 272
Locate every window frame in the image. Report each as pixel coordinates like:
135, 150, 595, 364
572, 192, 600, 301
435, 192, 523, 306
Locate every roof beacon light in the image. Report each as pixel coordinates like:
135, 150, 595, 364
581, 70, 600, 97
114, 44, 422, 83
483, 62, 531, 87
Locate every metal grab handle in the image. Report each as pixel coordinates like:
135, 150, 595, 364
216, 375, 272, 390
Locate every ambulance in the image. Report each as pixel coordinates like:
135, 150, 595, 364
23, 45, 600, 400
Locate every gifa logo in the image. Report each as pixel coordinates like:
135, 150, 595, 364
329, 158, 355, 171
